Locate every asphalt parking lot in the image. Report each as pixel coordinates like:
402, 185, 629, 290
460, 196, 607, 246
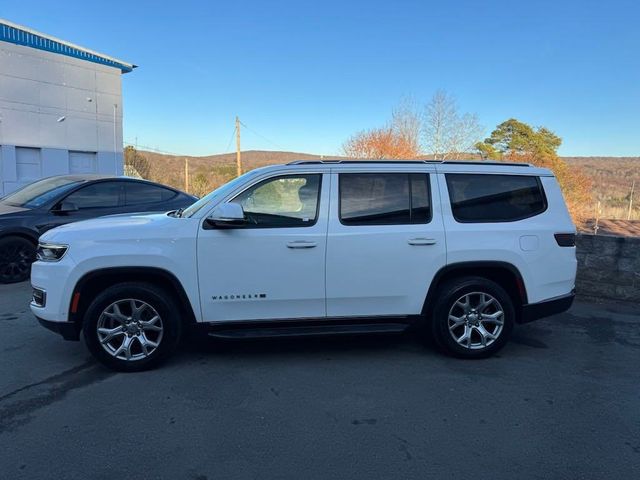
0, 282, 638, 480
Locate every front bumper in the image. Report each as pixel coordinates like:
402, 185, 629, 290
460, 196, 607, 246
520, 290, 575, 323
36, 316, 80, 341
30, 253, 78, 322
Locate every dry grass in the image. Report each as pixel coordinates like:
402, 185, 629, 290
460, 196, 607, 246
581, 219, 640, 237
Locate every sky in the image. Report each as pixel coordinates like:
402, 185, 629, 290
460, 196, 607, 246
3, 0, 640, 157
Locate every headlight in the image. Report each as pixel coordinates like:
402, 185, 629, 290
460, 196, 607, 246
36, 243, 69, 262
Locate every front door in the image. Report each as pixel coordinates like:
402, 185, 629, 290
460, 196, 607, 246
326, 170, 447, 317
197, 172, 328, 322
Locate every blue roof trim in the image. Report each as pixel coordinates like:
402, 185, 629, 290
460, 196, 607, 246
0, 22, 134, 73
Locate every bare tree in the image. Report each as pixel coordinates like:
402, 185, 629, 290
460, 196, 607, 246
342, 126, 420, 159
422, 90, 482, 160
391, 98, 421, 156
342, 100, 422, 159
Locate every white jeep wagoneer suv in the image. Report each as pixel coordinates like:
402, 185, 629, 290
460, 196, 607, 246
31, 160, 577, 371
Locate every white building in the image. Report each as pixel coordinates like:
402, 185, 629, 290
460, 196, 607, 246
0, 19, 135, 196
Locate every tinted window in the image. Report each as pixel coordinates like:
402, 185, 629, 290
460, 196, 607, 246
1, 177, 82, 208
446, 174, 546, 222
339, 173, 431, 225
231, 174, 321, 228
65, 182, 123, 209
125, 183, 176, 206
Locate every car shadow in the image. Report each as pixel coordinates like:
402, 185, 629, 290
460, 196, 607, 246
180, 330, 423, 359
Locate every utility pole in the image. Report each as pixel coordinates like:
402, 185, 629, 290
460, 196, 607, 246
236, 116, 242, 177
184, 158, 189, 193
628, 180, 635, 220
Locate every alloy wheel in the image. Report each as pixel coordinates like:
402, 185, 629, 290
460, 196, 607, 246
97, 299, 164, 361
447, 291, 505, 350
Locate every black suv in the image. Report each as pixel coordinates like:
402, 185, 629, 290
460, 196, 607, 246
0, 175, 196, 283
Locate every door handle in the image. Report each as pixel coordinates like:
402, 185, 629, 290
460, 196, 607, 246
408, 238, 437, 246
287, 241, 317, 249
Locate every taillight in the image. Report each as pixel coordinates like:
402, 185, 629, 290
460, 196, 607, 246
554, 233, 576, 247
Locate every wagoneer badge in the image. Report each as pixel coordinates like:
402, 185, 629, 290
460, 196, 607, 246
212, 294, 267, 301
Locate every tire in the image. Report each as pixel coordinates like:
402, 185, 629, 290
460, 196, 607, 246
430, 276, 515, 359
0, 236, 36, 284
83, 282, 182, 372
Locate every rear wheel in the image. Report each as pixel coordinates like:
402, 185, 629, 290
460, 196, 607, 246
0, 236, 35, 283
83, 283, 182, 372
431, 276, 515, 358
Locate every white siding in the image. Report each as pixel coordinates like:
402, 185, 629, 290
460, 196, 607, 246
0, 40, 126, 195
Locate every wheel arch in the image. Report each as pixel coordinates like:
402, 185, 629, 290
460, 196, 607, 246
422, 261, 528, 319
68, 267, 197, 330
0, 228, 39, 245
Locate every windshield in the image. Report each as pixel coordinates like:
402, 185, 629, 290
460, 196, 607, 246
1, 177, 84, 208
182, 171, 258, 218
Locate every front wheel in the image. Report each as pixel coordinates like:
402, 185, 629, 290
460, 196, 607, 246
431, 276, 515, 358
0, 236, 35, 283
83, 283, 182, 372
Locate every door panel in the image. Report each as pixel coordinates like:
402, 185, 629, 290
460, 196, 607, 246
326, 171, 446, 317
197, 173, 329, 322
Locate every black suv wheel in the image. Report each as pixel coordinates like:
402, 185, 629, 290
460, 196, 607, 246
431, 276, 515, 358
0, 236, 35, 284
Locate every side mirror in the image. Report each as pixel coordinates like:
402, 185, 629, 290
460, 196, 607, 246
205, 203, 247, 228
53, 201, 78, 214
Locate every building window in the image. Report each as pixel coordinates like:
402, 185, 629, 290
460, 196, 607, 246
69, 151, 97, 174
15, 147, 41, 181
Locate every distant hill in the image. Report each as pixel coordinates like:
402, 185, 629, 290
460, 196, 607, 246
563, 156, 639, 202
143, 150, 344, 174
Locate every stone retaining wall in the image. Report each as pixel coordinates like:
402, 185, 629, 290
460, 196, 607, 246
576, 234, 640, 303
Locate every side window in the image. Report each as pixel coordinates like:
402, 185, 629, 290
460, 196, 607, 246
446, 173, 547, 223
230, 174, 321, 228
64, 182, 122, 209
125, 182, 177, 206
339, 173, 431, 225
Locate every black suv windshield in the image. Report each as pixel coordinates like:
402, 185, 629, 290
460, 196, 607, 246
1, 177, 83, 209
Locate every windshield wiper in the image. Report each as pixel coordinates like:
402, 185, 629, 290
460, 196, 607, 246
174, 208, 185, 218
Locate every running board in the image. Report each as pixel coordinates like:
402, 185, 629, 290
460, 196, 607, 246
207, 322, 409, 339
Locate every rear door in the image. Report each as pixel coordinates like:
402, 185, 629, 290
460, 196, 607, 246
325, 167, 446, 317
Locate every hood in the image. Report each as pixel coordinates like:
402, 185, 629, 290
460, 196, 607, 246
40, 212, 176, 243
0, 202, 30, 216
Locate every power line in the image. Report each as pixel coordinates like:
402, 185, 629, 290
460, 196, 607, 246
123, 141, 188, 157
239, 120, 284, 150
126, 118, 286, 158
224, 126, 236, 153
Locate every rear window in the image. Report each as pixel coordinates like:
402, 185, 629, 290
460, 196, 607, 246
125, 183, 177, 206
445, 173, 546, 223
